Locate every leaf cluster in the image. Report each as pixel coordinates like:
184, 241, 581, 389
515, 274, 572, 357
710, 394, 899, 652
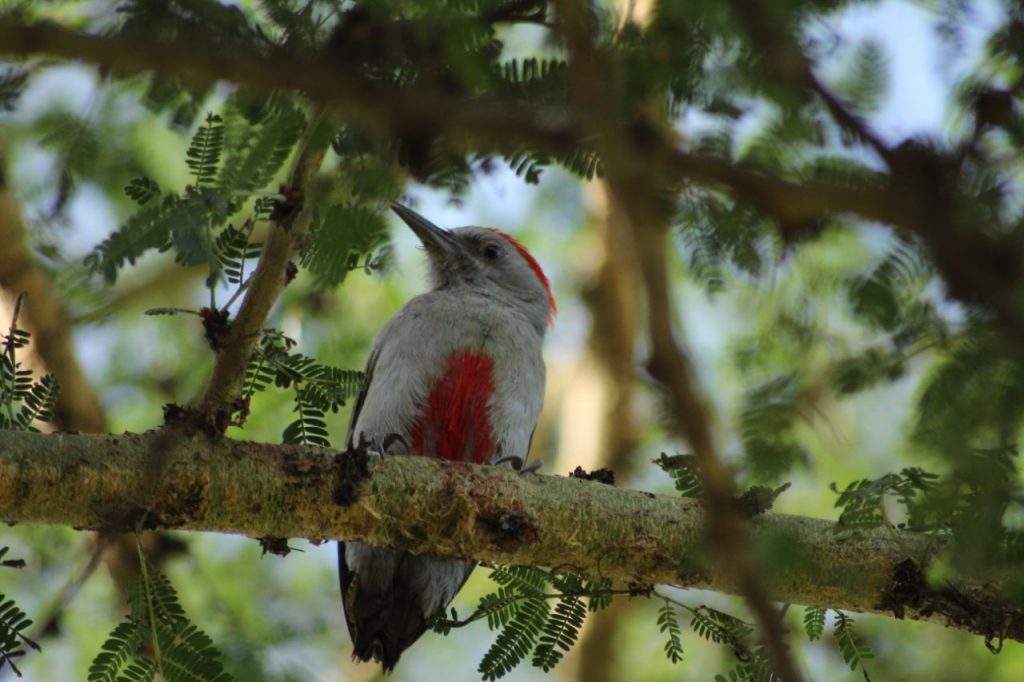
0, 548, 39, 679
89, 558, 231, 682
430, 565, 615, 680
85, 95, 306, 285
0, 302, 60, 432
831, 467, 940, 533
654, 452, 704, 498
244, 330, 363, 446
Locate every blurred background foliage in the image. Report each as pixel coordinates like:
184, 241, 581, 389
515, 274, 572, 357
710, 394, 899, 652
1, 0, 1024, 679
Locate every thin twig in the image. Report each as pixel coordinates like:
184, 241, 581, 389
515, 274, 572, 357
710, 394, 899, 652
550, 0, 804, 678
195, 107, 329, 429
436, 588, 639, 629
1, 292, 25, 427
723, 0, 893, 165
0, 135, 106, 433
135, 530, 165, 678
25, 537, 108, 642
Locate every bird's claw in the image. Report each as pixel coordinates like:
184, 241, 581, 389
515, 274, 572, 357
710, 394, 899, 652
355, 432, 409, 458
493, 455, 542, 475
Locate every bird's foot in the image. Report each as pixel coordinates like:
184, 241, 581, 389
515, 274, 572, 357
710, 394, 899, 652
355, 432, 409, 458
493, 455, 543, 475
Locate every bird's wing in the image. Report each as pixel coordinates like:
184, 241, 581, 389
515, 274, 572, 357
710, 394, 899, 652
344, 345, 379, 450
338, 344, 380, 638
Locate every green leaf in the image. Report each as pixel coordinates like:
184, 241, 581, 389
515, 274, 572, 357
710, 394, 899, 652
218, 96, 306, 196
833, 611, 873, 679
834, 40, 889, 114
739, 375, 808, 480
214, 222, 262, 285
657, 603, 685, 664
803, 607, 826, 641
689, 605, 753, 656
16, 374, 60, 430
531, 594, 586, 672
655, 452, 704, 498
124, 177, 162, 205
186, 113, 225, 190
94, 558, 232, 682
478, 597, 550, 681
154, 622, 233, 682
830, 347, 905, 396
0, 593, 39, 678
846, 240, 931, 332
84, 194, 179, 283
301, 205, 389, 287
0, 68, 27, 112
88, 622, 145, 682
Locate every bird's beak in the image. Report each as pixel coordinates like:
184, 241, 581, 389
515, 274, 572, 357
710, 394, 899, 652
390, 202, 460, 253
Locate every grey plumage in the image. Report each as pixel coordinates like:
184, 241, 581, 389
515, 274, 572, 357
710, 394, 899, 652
339, 204, 552, 671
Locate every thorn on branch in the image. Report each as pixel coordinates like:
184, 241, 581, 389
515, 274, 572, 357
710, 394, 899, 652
569, 465, 616, 485
258, 537, 293, 557
270, 185, 302, 228
627, 582, 653, 598
733, 482, 790, 518
333, 441, 371, 507
878, 557, 1024, 650
479, 509, 539, 551
162, 401, 232, 436
199, 307, 230, 350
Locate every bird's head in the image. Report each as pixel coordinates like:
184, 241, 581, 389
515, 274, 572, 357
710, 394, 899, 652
391, 202, 556, 333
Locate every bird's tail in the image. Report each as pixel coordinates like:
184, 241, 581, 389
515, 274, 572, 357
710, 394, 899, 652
339, 542, 474, 671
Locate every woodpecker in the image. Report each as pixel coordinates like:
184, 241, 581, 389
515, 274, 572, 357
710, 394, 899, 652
339, 202, 554, 670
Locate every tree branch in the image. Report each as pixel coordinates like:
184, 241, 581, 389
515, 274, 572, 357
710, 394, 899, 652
0, 17, 578, 155
0, 15, 887, 230
0, 428, 1021, 646
551, 0, 804, 677
0, 134, 106, 433
725, 0, 894, 165
194, 114, 328, 429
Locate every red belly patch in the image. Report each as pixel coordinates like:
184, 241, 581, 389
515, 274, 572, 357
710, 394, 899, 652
410, 351, 496, 464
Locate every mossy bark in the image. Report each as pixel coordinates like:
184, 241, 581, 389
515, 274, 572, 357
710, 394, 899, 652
0, 429, 1020, 643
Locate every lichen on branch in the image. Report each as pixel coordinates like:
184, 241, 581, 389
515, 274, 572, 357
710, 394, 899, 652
0, 429, 1021, 647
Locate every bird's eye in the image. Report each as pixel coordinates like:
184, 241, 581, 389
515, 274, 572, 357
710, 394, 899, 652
483, 242, 504, 260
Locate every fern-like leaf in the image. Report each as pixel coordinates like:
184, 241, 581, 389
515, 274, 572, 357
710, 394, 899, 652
478, 587, 522, 631
282, 389, 330, 447
214, 222, 262, 285
655, 453, 704, 498
218, 97, 305, 196
833, 611, 873, 680
690, 606, 753, 656
124, 177, 162, 205
803, 607, 826, 641
531, 594, 586, 671
16, 374, 60, 431
88, 622, 145, 682
0, 594, 39, 678
489, 565, 551, 596
94, 559, 232, 682
154, 622, 232, 682
584, 576, 614, 612
301, 205, 389, 287
0, 69, 27, 112
478, 597, 550, 681
739, 375, 808, 480
0, 548, 25, 570
84, 194, 179, 283
186, 113, 225, 190
657, 603, 685, 664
